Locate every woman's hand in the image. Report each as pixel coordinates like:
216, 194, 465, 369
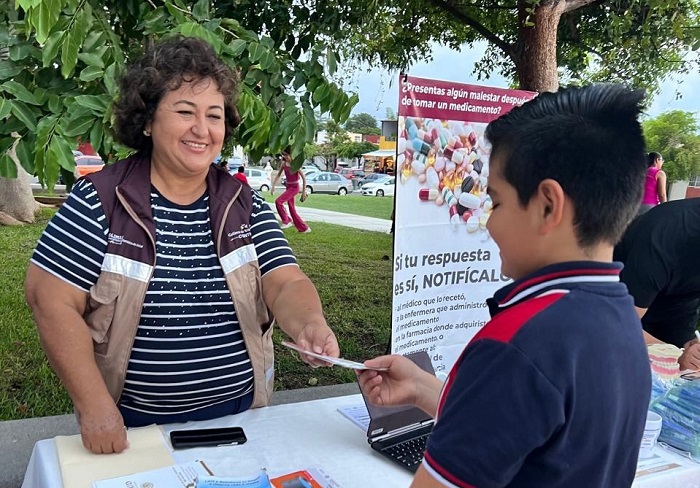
78, 399, 129, 454
295, 322, 340, 367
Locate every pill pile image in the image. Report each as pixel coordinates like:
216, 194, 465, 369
398, 117, 493, 238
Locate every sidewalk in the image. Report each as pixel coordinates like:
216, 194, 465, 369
267, 203, 393, 234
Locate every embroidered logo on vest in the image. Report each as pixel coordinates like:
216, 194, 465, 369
108, 232, 145, 249
227, 223, 252, 241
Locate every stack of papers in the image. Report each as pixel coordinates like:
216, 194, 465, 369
55, 425, 174, 488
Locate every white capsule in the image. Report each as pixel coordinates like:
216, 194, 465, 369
458, 192, 481, 209
412, 155, 426, 175
434, 156, 446, 172
466, 216, 479, 233
426, 167, 439, 189
398, 138, 407, 153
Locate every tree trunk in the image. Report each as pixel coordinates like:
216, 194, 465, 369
512, 0, 565, 93
0, 139, 40, 225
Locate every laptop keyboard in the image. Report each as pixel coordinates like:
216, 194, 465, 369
380, 432, 430, 472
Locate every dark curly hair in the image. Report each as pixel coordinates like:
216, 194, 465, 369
113, 35, 241, 151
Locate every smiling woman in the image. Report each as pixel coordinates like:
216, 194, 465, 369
24, 36, 340, 455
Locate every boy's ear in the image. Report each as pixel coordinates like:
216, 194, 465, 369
535, 179, 566, 234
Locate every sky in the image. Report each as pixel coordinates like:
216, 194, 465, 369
344, 42, 700, 123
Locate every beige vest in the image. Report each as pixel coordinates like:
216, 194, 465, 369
83, 155, 275, 409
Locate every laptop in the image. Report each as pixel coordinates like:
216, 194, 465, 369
359, 351, 435, 473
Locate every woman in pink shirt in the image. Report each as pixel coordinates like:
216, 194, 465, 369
638, 151, 667, 216
271, 150, 310, 232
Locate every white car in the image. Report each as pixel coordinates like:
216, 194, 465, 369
361, 177, 395, 197
243, 167, 272, 192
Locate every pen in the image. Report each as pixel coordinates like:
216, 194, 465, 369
695, 330, 700, 343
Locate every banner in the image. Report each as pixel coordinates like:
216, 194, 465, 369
392, 75, 536, 376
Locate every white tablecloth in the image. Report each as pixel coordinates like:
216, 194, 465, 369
21, 394, 700, 488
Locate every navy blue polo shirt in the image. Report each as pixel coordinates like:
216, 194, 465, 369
423, 261, 651, 488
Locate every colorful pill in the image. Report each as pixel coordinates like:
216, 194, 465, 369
419, 188, 439, 201
479, 214, 489, 229
412, 138, 431, 155
442, 187, 458, 207
458, 192, 481, 209
449, 205, 461, 228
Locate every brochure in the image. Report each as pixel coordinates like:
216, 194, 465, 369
92, 460, 211, 487
270, 467, 341, 488
281, 341, 388, 371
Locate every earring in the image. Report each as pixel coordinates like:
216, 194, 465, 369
143, 129, 151, 137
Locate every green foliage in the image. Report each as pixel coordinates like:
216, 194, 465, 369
344, 112, 378, 134
335, 140, 378, 160
643, 110, 700, 183
337, 0, 700, 93
0, 0, 359, 189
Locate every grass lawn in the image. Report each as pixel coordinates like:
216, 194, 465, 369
0, 211, 393, 420
266, 192, 394, 220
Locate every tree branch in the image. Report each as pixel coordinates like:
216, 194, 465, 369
426, 0, 513, 55
562, 0, 598, 14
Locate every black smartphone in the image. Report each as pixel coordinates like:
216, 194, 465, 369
169, 426, 247, 449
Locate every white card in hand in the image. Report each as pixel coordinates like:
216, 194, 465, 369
281, 341, 388, 371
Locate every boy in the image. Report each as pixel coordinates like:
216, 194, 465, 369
358, 84, 652, 487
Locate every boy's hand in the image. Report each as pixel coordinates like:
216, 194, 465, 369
679, 339, 700, 371
357, 355, 422, 407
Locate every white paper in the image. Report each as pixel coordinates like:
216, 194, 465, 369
56, 424, 174, 488
92, 460, 209, 488
281, 341, 388, 371
337, 404, 370, 431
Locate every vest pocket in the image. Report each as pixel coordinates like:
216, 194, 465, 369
85, 274, 123, 344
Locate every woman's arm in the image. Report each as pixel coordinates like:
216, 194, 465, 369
25, 265, 128, 454
270, 166, 284, 195
299, 170, 307, 197
261, 266, 340, 364
657, 170, 667, 203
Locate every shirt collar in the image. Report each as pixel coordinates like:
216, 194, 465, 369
487, 261, 622, 316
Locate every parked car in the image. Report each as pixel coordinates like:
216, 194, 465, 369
361, 177, 395, 197
74, 155, 104, 177
301, 164, 321, 175
357, 173, 389, 188
242, 167, 271, 192
339, 168, 365, 181
305, 172, 352, 195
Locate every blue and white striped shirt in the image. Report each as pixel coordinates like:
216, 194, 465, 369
31, 179, 296, 424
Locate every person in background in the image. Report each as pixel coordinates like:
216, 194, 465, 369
614, 198, 700, 370
638, 151, 667, 215
271, 150, 310, 233
263, 160, 274, 181
218, 158, 229, 172
358, 84, 651, 488
25, 36, 339, 455
234, 165, 248, 185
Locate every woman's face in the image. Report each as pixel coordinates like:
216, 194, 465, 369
146, 77, 225, 177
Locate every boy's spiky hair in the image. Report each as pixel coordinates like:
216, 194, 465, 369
485, 84, 647, 246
